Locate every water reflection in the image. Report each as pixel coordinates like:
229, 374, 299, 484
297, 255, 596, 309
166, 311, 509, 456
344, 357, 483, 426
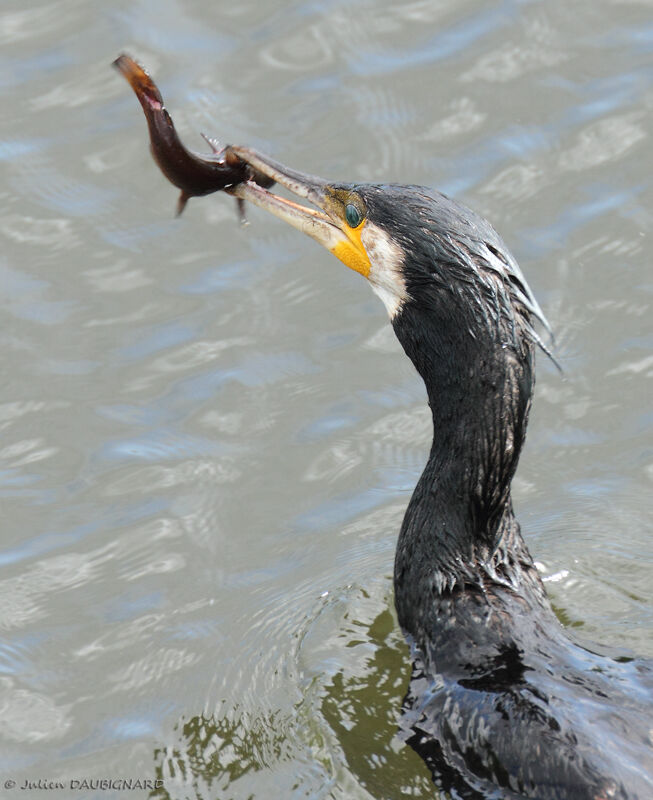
150, 603, 434, 800
152, 709, 296, 799
320, 609, 433, 798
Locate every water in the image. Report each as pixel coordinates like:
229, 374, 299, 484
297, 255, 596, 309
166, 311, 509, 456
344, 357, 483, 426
0, 0, 651, 797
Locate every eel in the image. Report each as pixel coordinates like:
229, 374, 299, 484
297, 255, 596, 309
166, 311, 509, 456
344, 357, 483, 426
112, 54, 273, 217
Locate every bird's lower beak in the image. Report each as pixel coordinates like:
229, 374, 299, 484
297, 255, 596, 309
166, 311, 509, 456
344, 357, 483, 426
227, 147, 371, 278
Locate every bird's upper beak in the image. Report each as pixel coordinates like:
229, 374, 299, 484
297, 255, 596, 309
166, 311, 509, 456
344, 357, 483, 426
227, 147, 372, 279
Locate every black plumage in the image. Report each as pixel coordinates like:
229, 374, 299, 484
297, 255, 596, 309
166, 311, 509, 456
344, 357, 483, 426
350, 184, 653, 800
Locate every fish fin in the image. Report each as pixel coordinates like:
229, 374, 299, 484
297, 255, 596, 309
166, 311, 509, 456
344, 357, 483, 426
176, 191, 189, 217
200, 132, 223, 155
236, 197, 248, 226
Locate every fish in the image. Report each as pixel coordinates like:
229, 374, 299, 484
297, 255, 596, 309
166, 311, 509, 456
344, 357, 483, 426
112, 54, 274, 218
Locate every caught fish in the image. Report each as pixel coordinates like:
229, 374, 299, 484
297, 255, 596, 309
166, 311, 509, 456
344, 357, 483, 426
112, 54, 274, 217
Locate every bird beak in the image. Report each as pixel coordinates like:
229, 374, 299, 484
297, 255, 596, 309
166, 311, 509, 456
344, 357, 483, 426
227, 147, 372, 279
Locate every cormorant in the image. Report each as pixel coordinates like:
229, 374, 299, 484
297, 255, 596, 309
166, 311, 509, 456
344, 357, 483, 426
224, 148, 653, 800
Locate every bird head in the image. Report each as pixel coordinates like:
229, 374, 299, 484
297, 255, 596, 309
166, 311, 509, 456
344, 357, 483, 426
228, 148, 552, 400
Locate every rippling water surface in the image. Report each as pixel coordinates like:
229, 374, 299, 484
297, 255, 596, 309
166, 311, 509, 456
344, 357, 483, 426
1, 1, 651, 798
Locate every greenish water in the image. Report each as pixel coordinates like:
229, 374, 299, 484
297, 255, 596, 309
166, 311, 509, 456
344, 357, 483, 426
0, 1, 651, 798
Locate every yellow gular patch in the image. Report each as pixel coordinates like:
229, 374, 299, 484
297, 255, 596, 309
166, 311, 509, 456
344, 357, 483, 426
330, 225, 371, 278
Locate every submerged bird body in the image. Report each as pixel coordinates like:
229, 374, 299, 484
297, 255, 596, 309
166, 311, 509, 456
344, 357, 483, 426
115, 67, 652, 795
403, 603, 653, 800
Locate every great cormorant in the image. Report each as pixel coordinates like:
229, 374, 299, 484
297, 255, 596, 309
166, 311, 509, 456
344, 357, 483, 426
224, 148, 653, 800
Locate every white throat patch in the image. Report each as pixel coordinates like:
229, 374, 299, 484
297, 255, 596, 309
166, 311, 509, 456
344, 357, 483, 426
360, 222, 409, 319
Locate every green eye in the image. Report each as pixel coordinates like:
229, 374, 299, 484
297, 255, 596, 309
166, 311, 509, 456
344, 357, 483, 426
345, 203, 363, 228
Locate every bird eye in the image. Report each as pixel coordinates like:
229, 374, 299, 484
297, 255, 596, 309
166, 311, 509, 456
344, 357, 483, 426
345, 203, 363, 228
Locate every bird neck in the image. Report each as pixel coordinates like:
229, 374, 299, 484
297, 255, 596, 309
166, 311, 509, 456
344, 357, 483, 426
391, 302, 536, 636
